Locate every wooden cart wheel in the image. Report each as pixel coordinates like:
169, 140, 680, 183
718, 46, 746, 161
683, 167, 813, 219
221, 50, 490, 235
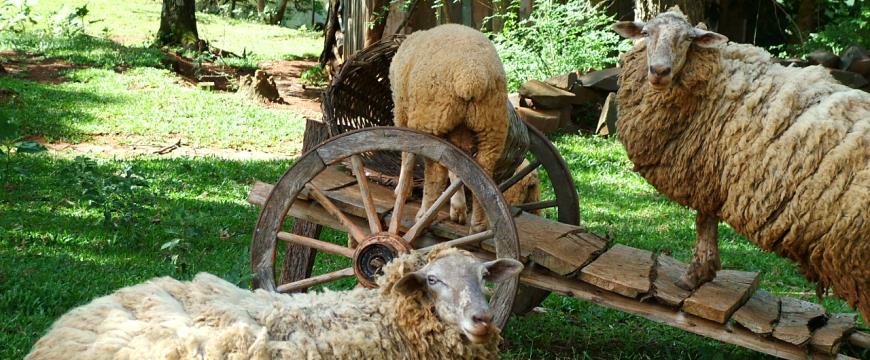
251, 127, 521, 328
507, 123, 581, 314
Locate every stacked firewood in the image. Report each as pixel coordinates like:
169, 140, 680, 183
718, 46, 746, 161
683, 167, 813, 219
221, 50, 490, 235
511, 68, 619, 135
781, 45, 870, 91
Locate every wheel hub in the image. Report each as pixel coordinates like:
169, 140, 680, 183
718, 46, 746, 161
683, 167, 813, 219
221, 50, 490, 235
352, 232, 412, 288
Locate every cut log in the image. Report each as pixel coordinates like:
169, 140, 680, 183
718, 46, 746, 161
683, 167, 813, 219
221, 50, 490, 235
579, 244, 654, 298
545, 71, 580, 91
518, 79, 576, 109
516, 107, 561, 134
651, 254, 691, 307
772, 297, 827, 346
595, 92, 619, 136
732, 289, 781, 335
681, 270, 759, 324
237, 70, 282, 102
808, 49, 842, 69
839, 44, 868, 71
578, 68, 619, 92
830, 69, 870, 89
809, 313, 857, 355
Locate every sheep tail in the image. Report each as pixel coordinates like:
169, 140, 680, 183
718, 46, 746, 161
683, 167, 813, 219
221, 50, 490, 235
452, 60, 491, 102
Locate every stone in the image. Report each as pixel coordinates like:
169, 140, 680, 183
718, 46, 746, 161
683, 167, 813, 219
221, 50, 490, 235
808, 49, 842, 69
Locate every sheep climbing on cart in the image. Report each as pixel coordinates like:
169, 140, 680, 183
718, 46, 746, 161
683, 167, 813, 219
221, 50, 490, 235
247, 19, 870, 359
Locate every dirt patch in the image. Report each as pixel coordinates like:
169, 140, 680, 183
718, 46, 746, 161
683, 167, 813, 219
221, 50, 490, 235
31, 134, 299, 161
161, 50, 255, 92
259, 58, 324, 120
0, 52, 84, 84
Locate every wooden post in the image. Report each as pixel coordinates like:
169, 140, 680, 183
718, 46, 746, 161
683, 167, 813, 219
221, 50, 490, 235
280, 119, 330, 289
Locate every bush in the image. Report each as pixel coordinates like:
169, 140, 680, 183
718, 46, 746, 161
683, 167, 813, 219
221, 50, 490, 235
488, 0, 631, 91
773, 0, 870, 57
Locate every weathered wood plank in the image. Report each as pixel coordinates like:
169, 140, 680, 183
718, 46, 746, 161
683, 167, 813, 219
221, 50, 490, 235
651, 254, 692, 307
519, 268, 816, 360
732, 289, 781, 335
579, 244, 654, 298
810, 313, 857, 354
682, 270, 760, 324
529, 230, 608, 276
773, 297, 827, 346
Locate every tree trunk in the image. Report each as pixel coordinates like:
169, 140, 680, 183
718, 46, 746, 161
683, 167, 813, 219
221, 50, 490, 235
157, 0, 200, 47
634, 0, 711, 25
793, 0, 818, 43
273, 0, 290, 25
229, 0, 236, 18
365, 0, 389, 47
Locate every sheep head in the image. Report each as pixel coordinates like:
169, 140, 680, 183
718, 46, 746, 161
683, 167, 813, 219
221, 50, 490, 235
613, 8, 727, 88
392, 248, 523, 344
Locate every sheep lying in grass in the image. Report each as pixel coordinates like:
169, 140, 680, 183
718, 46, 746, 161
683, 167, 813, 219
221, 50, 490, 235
614, 8, 870, 321
26, 247, 523, 360
390, 24, 519, 231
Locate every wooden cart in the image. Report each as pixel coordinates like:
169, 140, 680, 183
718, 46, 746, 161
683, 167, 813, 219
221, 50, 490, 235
247, 38, 869, 359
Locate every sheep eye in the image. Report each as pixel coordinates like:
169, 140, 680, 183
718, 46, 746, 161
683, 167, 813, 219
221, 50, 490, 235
427, 275, 439, 285
641, 30, 649, 37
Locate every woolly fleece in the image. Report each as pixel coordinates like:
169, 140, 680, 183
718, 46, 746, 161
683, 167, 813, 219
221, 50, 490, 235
618, 26, 870, 321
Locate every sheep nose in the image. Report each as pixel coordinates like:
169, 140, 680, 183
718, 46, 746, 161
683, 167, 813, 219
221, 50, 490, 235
472, 312, 493, 325
649, 65, 671, 77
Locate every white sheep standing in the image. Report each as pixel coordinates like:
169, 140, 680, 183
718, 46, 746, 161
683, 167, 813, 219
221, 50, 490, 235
614, 8, 870, 321
26, 247, 523, 360
389, 24, 514, 231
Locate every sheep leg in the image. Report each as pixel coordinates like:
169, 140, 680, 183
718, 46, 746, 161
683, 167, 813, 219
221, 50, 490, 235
448, 172, 467, 224
418, 158, 448, 221
677, 212, 721, 290
468, 137, 502, 232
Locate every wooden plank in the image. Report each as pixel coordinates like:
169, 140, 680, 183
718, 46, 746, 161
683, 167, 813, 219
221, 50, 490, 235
810, 313, 857, 355
773, 297, 827, 346
651, 254, 692, 307
682, 270, 759, 324
529, 230, 608, 276
732, 289, 781, 335
519, 268, 816, 360
579, 244, 654, 298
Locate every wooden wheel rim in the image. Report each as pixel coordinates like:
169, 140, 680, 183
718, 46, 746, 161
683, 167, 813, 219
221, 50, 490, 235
251, 127, 520, 328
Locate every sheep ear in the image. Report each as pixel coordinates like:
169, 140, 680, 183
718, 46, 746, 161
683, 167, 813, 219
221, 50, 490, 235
393, 272, 425, 295
613, 21, 645, 40
483, 259, 523, 283
692, 28, 728, 48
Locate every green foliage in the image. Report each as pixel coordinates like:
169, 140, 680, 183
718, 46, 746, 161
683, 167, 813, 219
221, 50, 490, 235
0, 0, 39, 33
299, 64, 327, 87
489, 0, 631, 91
772, 0, 870, 57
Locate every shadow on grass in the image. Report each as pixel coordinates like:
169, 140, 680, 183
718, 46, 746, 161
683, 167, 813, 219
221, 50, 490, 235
1, 32, 164, 69
0, 76, 121, 142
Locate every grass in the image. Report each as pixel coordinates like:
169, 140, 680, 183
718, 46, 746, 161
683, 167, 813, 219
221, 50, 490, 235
25, 0, 323, 61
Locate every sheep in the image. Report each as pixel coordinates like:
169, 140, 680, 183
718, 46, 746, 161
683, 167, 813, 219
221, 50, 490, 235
613, 7, 870, 322
26, 247, 522, 360
390, 24, 515, 232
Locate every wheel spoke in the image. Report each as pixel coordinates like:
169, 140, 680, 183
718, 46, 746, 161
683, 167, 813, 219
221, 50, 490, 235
277, 231, 354, 258
514, 199, 558, 212
498, 159, 542, 192
350, 155, 383, 234
389, 152, 416, 234
404, 179, 463, 243
305, 183, 368, 245
419, 230, 493, 253
277, 267, 354, 293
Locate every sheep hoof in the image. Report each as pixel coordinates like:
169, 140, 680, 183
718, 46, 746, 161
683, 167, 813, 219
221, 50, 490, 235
450, 206, 467, 225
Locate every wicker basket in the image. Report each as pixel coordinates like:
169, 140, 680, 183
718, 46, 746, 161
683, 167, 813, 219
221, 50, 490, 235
321, 35, 528, 184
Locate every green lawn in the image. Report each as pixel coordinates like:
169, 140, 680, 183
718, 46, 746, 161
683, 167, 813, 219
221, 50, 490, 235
27, 0, 323, 61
